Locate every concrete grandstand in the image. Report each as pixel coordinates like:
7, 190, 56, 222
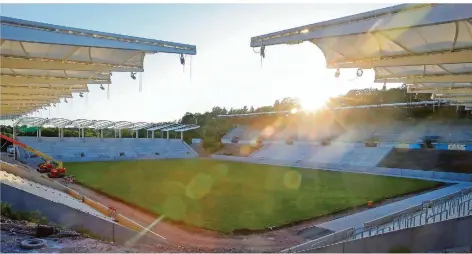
11, 116, 200, 163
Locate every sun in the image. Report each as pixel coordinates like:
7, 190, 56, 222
299, 96, 328, 112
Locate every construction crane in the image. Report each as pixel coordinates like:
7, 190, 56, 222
0, 133, 66, 178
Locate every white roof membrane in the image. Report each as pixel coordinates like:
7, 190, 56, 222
250, 3, 472, 106
0, 16, 197, 117
250, 4, 472, 68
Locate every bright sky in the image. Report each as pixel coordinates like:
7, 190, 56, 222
1, 3, 395, 123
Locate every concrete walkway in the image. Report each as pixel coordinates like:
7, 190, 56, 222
316, 183, 472, 231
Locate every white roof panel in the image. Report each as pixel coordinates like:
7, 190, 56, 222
250, 4, 472, 69
0, 16, 197, 117
251, 4, 472, 68
250, 3, 472, 106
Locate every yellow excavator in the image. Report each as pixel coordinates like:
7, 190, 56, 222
0, 133, 66, 178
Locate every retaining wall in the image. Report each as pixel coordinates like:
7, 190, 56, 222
309, 215, 472, 253
0, 161, 162, 238
0, 183, 164, 246
0, 161, 67, 192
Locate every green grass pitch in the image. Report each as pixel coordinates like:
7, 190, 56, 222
66, 159, 440, 233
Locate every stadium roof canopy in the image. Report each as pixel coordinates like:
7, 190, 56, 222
250, 4, 472, 105
13, 117, 200, 132
1, 16, 197, 118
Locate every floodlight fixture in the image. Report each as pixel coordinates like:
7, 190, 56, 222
335, 69, 340, 78
357, 69, 363, 77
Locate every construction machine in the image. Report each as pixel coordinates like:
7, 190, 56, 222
0, 133, 66, 178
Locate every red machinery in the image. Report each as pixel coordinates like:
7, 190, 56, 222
0, 133, 66, 178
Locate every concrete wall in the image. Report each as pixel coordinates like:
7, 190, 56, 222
1, 161, 67, 192
0, 183, 164, 246
1, 161, 164, 240
309, 215, 472, 253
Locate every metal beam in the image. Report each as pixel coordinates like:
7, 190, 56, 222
147, 123, 176, 131
1, 74, 109, 84
1, 17, 197, 55
1, 83, 89, 90
1, 86, 87, 92
250, 4, 472, 47
1, 94, 69, 100
68, 119, 96, 128
174, 125, 200, 132
0, 56, 145, 72
409, 88, 472, 94
41, 118, 72, 128
0, 99, 60, 105
435, 96, 472, 101
113, 121, 134, 129
1, 105, 55, 112
130, 122, 155, 131
1, 109, 34, 114
0, 102, 55, 109
1, 106, 45, 111
332, 49, 472, 69
1, 87, 84, 95
161, 124, 188, 132
376, 73, 472, 83
92, 121, 115, 129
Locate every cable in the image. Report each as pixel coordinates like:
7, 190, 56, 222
190, 55, 192, 81
139, 72, 143, 92
180, 54, 185, 73
260, 46, 265, 67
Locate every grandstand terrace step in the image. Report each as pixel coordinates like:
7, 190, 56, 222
17, 137, 197, 162
249, 143, 392, 168
215, 144, 262, 157
379, 148, 472, 174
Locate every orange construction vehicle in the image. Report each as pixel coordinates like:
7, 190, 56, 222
0, 133, 66, 178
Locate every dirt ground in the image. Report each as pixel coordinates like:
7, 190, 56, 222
0, 216, 138, 253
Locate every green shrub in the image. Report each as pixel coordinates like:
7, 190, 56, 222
75, 226, 107, 240
0, 202, 48, 224
1, 202, 14, 218
202, 139, 224, 153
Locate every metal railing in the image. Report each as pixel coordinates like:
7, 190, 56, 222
350, 188, 472, 240
286, 187, 472, 253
